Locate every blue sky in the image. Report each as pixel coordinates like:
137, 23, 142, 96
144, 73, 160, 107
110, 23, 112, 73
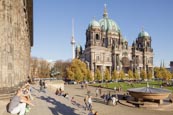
32, 0, 173, 67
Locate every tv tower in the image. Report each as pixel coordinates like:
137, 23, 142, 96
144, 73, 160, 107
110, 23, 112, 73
71, 18, 76, 59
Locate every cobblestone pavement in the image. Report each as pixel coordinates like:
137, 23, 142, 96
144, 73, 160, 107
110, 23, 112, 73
1, 83, 173, 115
62, 84, 173, 115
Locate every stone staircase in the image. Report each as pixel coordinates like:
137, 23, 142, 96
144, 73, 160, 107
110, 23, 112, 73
0, 93, 15, 100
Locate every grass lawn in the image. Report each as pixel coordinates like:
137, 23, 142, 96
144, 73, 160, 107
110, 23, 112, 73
91, 80, 173, 92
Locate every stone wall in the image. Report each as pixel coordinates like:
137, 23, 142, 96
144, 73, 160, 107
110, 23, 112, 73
0, 0, 33, 88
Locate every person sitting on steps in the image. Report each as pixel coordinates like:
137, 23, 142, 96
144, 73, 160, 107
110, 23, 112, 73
7, 88, 34, 115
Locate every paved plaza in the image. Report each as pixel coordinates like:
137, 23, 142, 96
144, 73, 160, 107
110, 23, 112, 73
1, 83, 173, 115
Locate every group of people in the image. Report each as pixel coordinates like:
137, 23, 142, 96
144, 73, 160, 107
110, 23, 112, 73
102, 93, 119, 106
84, 95, 93, 111
55, 87, 63, 96
81, 83, 88, 89
7, 82, 34, 115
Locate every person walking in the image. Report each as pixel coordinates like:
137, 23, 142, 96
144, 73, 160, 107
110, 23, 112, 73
98, 87, 102, 95
84, 95, 88, 110
114, 86, 116, 93
95, 88, 99, 97
88, 96, 92, 111
112, 95, 118, 106
39, 79, 43, 92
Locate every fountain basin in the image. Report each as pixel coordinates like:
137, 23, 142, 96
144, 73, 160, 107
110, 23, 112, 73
127, 87, 171, 100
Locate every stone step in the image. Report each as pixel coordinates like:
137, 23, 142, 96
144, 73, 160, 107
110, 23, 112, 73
0, 93, 15, 100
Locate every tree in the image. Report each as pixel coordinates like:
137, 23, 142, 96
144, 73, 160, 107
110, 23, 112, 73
140, 69, 147, 80
162, 68, 172, 81
147, 70, 153, 80
119, 70, 125, 80
104, 68, 110, 81
38, 60, 50, 78
86, 69, 92, 81
66, 67, 74, 80
95, 69, 102, 81
128, 70, 133, 80
112, 70, 118, 80
66, 59, 88, 82
154, 67, 161, 78
134, 70, 140, 80
74, 67, 83, 82
53, 60, 71, 79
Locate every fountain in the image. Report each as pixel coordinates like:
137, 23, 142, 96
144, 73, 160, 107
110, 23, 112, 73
127, 82, 171, 104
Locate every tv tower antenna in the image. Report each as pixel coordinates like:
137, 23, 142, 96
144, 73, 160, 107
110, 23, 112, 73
71, 18, 76, 59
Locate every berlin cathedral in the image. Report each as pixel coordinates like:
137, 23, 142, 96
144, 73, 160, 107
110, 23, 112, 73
75, 5, 153, 76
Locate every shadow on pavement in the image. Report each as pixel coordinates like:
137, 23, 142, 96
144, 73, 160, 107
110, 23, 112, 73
75, 95, 84, 98
40, 96, 79, 115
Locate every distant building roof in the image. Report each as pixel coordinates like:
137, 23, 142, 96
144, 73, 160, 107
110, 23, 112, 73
170, 61, 173, 66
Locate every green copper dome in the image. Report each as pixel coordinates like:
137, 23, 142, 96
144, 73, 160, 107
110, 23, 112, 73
88, 5, 120, 32
138, 30, 150, 38
99, 18, 120, 32
122, 38, 127, 42
76, 44, 82, 51
88, 19, 100, 28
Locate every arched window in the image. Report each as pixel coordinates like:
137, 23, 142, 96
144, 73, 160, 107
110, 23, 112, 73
147, 42, 150, 47
96, 34, 99, 40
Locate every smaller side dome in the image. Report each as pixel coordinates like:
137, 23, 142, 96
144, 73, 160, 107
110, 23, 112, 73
138, 30, 150, 38
122, 37, 127, 43
88, 19, 100, 28
76, 44, 81, 51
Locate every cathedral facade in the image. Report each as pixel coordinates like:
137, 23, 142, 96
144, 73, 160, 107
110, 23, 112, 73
0, 0, 33, 88
76, 6, 153, 78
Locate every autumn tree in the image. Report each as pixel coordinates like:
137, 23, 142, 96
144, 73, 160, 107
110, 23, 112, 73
134, 70, 140, 80
104, 68, 110, 81
140, 69, 147, 80
162, 68, 172, 81
74, 67, 83, 81
95, 69, 102, 81
119, 70, 125, 80
66, 67, 74, 80
112, 70, 118, 81
53, 60, 71, 79
38, 59, 50, 78
128, 70, 133, 80
147, 70, 153, 80
66, 59, 88, 82
86, 69, 92, 81
154, 67, 161, 78
30, 57, 51, 78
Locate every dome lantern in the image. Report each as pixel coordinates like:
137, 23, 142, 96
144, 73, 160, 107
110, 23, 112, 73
103, 4, 108, 18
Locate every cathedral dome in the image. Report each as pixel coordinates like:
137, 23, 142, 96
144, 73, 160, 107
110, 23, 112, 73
88, 19, 100, 28
122, 38, 127, 42
76, 44, 82, 51
138, 30, 150, 38
99, 18, 120, 32
99, 4, 120, 32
